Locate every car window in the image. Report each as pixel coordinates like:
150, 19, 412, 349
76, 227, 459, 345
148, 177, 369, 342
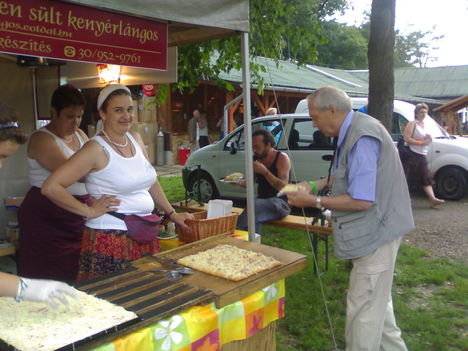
253, 119, 284, 146
391, 112, 408, 141
224, 119, 285, 151
424, 116, 446, 138
224, 128, 244, 151
288, 119, 332, 150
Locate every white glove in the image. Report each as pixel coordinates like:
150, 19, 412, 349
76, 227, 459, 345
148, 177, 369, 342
17, 278, 78, 308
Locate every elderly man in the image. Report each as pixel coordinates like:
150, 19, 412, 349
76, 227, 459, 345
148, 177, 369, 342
236, 128, 291, 234
287, 86, 414, 351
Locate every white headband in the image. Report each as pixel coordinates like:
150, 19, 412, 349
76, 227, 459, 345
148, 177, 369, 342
97, 84, 131, 110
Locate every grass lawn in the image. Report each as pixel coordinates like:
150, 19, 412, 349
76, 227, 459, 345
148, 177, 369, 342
160, 177, 468, 351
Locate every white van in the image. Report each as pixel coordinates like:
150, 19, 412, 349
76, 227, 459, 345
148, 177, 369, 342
183, 99, 468, 201
298, 98, 468, 199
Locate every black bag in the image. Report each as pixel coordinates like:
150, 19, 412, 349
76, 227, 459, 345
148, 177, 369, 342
397, 123, 416, 162
109, 212, 162, 244
397, 136, 412, 162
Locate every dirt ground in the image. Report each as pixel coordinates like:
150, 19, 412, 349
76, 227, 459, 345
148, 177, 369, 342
403, 192, 467, 262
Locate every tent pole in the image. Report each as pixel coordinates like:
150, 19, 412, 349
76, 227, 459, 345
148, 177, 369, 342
241, 32, 255, 242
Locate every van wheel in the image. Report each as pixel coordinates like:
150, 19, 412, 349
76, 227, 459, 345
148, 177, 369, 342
188, 172, 218, 202
435, 167, 467, 200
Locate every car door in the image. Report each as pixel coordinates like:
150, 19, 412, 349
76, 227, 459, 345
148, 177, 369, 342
217, 118, 286, 198
280, 118, 335, 183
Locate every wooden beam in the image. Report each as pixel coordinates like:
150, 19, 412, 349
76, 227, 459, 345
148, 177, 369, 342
252, 93, 266, 115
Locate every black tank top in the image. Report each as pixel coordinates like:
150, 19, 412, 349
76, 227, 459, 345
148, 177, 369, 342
257, 150, 282, 199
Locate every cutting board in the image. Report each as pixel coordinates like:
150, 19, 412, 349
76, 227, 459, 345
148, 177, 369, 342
133, 234, 307, 308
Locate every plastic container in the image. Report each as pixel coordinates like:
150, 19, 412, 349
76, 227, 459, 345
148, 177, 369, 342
156, 128, 164, 166
178, 148, 190, 165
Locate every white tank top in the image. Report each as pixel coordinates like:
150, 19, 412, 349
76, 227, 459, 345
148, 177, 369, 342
198, 121, 208, 137
85, 133, 157, 230
27, 128, 87, 195
409, 122, 429, 156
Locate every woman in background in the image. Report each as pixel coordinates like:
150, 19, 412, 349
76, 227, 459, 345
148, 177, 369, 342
198, 111, 210, 148
402, 103, 445, 208
0, 103, 76, 307
42, 84, 193, 282
18, 85, 89, 283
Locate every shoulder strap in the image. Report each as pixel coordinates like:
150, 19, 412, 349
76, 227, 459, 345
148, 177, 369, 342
271, 150, 281, 168
75, 131, 85, 146
126, 132, 145, 156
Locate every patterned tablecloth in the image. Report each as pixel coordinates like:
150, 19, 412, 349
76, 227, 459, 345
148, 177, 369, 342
91, 279, 285, 351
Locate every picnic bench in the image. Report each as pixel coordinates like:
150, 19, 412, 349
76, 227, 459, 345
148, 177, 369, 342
171, 200, 333, 273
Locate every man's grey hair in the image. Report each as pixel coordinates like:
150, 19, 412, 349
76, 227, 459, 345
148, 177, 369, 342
307, 86, 352, 112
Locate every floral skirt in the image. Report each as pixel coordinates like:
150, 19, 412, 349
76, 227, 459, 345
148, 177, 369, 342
77, 227, 160, 282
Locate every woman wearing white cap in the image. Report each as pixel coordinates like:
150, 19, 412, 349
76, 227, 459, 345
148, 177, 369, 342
42, 84, 193, 282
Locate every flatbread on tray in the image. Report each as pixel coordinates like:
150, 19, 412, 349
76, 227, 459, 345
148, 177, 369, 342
0, 291, 137, 351
177, 244, 281, 281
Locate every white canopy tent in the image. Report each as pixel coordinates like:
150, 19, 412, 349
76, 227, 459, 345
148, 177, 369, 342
61, 0, 257, 240
62, 0, 250, 46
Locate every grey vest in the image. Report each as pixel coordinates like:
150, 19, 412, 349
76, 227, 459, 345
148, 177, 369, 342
331, 112, 414, 259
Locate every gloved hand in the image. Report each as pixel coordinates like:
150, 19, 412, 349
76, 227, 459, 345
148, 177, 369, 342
17, 278, 78, 308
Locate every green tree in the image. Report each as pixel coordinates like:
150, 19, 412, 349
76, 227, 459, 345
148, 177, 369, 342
394, 27, 444, 67
175, 0, 347, 92
314, 21, 368, 69
361, 21, 443, 68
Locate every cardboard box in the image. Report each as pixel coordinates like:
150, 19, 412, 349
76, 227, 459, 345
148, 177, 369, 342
132, 100, 139, 122
131, 122, 157, 145
139, 108, 157, 122
138, 96, 156, 110
4, 197, 24, 210
138, 96, 157, 122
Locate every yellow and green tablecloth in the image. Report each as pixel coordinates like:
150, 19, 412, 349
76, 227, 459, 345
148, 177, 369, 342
91, 279, 285, 351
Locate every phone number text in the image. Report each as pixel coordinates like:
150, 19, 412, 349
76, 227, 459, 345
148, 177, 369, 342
77, 48, 141, 64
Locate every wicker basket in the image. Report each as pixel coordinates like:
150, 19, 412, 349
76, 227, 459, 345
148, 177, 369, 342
176, 211, 239, 243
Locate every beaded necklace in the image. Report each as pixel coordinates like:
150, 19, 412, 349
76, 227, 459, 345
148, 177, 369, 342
102, 129, 128, 147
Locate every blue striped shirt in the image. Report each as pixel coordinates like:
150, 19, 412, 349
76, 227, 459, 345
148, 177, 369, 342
335, 111, 381, 202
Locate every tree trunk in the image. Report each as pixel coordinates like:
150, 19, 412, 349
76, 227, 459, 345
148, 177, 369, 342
368, 0, 395, 132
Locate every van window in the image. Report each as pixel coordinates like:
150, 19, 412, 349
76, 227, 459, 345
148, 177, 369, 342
390, 112, 446, 140
288, 119, 333, 150
224, 119, 285, 151
391, 112, 408, 141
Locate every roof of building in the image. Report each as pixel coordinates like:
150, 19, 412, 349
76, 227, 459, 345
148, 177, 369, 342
347, 66, 468, 100
433, 95, 468, 112
217, 56, 368, 96
218, 56, 459, 105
